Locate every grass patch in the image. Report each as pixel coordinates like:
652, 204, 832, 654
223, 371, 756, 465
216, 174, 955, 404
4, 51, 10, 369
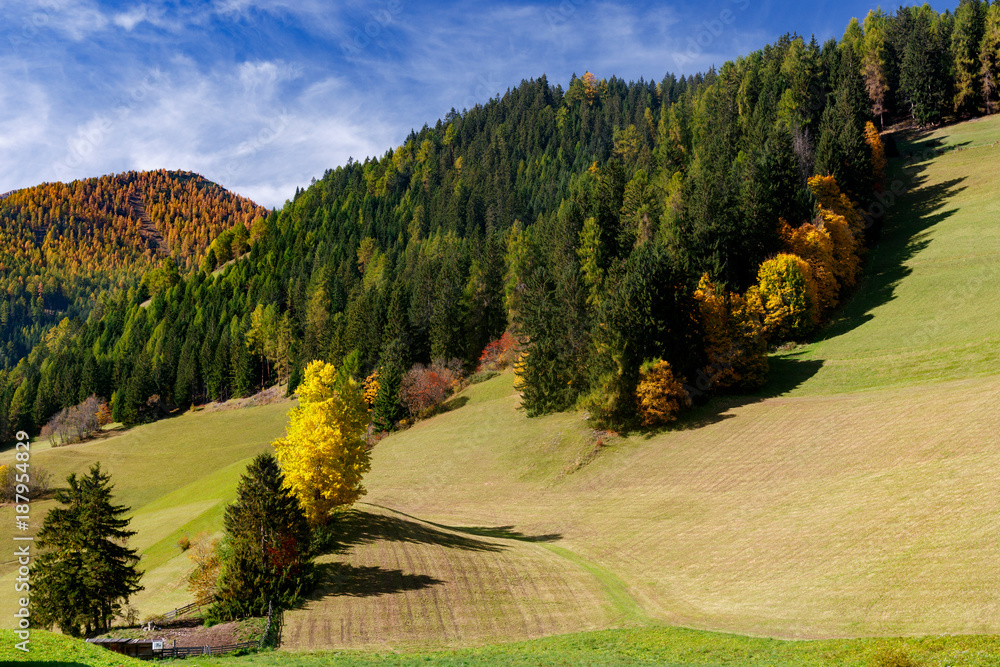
183, 627, 1000, 666
0, 629, 144, 665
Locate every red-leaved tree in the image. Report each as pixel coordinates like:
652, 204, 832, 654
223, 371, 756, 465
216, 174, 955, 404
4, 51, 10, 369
399, 359, 463, 416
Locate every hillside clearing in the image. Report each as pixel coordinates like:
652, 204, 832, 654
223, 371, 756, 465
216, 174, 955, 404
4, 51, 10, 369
6, 116, 1000, 657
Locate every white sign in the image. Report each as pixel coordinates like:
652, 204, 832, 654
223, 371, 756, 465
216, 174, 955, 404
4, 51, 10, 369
152, 641, 163, 651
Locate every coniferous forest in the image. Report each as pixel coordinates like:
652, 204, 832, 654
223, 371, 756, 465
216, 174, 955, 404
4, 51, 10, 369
2, 2, 998, 441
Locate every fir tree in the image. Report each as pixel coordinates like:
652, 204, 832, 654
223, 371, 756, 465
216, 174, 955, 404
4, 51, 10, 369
33, 463, 142, 636
210, 453, 313, 619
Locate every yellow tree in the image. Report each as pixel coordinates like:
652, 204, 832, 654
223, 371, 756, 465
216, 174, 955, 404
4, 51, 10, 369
272, 360, 370, 525
753, 253, 819, 342
780, 219, 838, 318
693, 275, 768, 391
807, 174, 865, 235
635, 359, 690, 426
864, 121, 887, 189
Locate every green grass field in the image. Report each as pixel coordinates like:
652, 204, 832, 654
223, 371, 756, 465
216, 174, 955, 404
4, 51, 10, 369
12, 626, 1000, 666
774, 116, 1000, 394
0, 400, 292, 621
6, 116, 1000, 664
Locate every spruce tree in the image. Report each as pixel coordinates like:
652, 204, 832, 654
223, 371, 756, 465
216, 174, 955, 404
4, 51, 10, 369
952, 0, 987, 116
900, 11, 951, 125
210, 453, 313, 619
33, 463, 142, 636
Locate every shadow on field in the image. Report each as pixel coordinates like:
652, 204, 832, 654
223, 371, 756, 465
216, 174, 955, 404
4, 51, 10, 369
316, 508, 507, 555
440, 524, 562, 543
817, 136, 966, 343
636, 357, 825, 438
309, 561, 443, 598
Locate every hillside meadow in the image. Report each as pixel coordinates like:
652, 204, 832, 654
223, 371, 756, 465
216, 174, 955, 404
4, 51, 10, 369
3, 115, 1000, 664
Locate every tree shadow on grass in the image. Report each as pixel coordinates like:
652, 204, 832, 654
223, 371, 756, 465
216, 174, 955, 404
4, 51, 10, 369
823, 122, 970, 341
314, 508, 508, 556
433, 524, 561, 543
636, 357, 826, 438
420, 395, 470, 419
307, 561, 444, 598
360, 504, 563, 544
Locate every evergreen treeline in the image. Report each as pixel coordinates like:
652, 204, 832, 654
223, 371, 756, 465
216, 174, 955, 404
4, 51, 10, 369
2, 1, 997, 440
0, 170, 266, 369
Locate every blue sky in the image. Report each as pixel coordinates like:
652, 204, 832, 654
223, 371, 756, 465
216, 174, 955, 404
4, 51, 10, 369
1, 0, 949, 208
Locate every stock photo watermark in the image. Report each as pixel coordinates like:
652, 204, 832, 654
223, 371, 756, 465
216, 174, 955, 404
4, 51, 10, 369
342, 0, 404, 55
674, 0, 752, 68
11, 430, 33, 653
216, 110, 292, 188
53, 70, 164, 181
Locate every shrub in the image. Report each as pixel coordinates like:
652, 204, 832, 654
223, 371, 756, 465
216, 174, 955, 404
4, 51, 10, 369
468, 370, 500, 385
476, 332, 519, 372
869, 645, 921, 667
635, 360, 691, 426
0, 464, 52, 502
399, 359, 464, 417
177, 535, 191, 551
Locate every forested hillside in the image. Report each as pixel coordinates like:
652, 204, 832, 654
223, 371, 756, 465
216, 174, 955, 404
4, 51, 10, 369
2, 1, 997, 441
0, 170, 266, 369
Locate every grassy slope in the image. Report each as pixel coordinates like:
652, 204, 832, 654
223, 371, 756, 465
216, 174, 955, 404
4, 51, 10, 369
188, 630, 1000, 667
0, 629, 144, 665
774, 117, 1000, 394
0, 401, 292, 623
290, 116, 1000, 642
7, 116, 1000, 663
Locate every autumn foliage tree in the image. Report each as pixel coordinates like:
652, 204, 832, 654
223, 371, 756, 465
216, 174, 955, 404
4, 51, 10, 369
272, 361, 370, 525
693, 275, 768, 391
780, 219, 839, 319
399, 359, 463, 416
864, 121, 888, 190
752, 253, 819, 341
476, 332, 519, 372
635, 360, 691, 426
187, 534, 221, 603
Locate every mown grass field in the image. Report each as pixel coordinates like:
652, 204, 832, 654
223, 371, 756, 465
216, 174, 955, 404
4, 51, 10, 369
6, 115, 1000, 664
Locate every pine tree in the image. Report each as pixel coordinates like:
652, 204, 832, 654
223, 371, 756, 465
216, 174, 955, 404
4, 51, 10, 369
210, 453, 312, 619
33, 464, 142, 636
982, 2, 1000, 114
815, 46, 875, 204
952, 0, 987, 116
900, 10, 951, 125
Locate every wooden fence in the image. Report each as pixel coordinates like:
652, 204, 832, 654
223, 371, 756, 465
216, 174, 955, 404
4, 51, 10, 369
150, 641, 258, 659
157, 599, 204, 621
131, 600, 280, 660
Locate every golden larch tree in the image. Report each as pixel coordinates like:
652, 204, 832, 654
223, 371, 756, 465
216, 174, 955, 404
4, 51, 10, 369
272, 360, 370, 526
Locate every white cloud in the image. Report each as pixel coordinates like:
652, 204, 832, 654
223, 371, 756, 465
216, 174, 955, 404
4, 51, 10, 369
0, 54, 391, 207
112, 5, 151, 31
20, 0, 110, 40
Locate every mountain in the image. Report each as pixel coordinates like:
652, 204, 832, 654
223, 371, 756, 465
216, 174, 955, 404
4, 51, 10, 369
0, 170, 266, 369
1, 2, 994, 442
